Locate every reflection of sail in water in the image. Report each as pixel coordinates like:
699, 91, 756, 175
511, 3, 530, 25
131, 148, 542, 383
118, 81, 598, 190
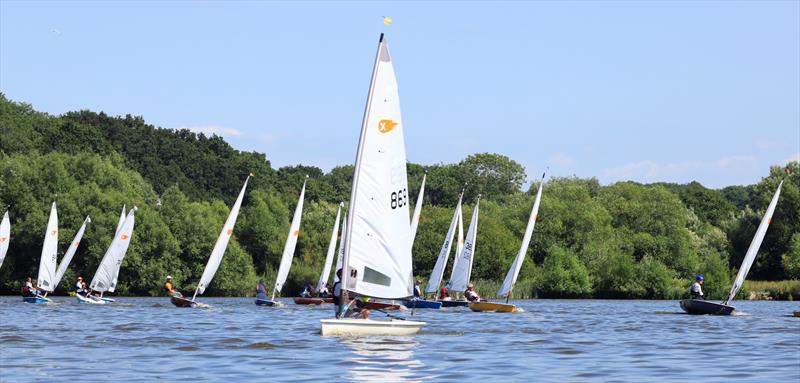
341, 338, 425, 382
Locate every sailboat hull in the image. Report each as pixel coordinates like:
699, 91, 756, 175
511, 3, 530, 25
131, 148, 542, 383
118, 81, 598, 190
679, 299, 735, 315
363, 301, 404, 311
793, 311, 800, 318
468, 301, 520, 313
400, 299, 442, 309
440, 300, 469, 308
293, 297, 325, 305
320, 318, 425, 336
171, 296, 197, 308
22, 296, 51, 304
255, 298, 283, 307
76, 294, 108, 305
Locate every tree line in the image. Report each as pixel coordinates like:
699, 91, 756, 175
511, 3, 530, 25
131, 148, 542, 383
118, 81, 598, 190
1, 94, 798, 299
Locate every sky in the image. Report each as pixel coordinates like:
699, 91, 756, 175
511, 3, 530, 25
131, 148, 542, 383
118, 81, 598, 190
1, 0, 798, 188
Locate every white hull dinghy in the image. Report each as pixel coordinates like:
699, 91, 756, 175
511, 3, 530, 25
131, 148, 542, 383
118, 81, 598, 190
320, 318, 425, 336
76, 293, 108, 305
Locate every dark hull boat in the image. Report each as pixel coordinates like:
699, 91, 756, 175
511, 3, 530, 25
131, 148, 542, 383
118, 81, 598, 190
171, 296, 197, 308
293, 297, 325, 305
255, 298, 279, 306
401, 299, 442, 309
440, 300, 469, 308
680, 299, 735, 315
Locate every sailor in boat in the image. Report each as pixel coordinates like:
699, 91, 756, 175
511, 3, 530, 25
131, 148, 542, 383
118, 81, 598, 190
413, 280, 422, 299
300, 283, 313, 298
256, 279, 268, 301
76, 276, 88, 297
332, 269, 343, 317
319, 283, 331, 298
22, 277, 39, 297
465, 283, 482, 302
164, 275, 182, 298
440, 283, 451, 301
689, 275, 704, 300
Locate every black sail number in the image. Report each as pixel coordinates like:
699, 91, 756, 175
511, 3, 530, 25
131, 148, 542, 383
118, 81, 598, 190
390, 188, 408, 209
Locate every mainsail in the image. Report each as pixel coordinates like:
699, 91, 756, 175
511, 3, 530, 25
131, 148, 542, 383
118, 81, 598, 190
498, 173, 546, 297
273, 179, 307, 298
340, 34, 414, 300
37, 202, 59, 292
449, 198, 480, 293
425, 192, 463, 295
194, 176, 250, 297
53, 216, 91, 288
108, 205, 127, 292
724, 181, 783, 304
90, 207, 137, 292
317, 202, 343, 292
335, 217, 346, 280
410, 173, 426, 244
0, 210, 9, 269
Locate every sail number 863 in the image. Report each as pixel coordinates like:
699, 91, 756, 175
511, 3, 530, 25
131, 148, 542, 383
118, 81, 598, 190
390, 188, 408, 209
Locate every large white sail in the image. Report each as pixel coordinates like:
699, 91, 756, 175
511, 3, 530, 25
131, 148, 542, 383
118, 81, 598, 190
37, 202, 59, 292
724, 181, 783, 304
454, 202, 464, 270
107, 205, 127, 292
449, 198, 480, 293
273, 179, 307, 297
410, 173, 426, 245
335, 218, 346, 280
115, 205, 126, 235
425, 193, 463, 294
194, 176, 250, 297
317, 202, 343, 292
53, 216, 91, 288
90, 207, 137, 292
341, 34, 414, 299
0, 211, 9, 269
498, 173, 546, 297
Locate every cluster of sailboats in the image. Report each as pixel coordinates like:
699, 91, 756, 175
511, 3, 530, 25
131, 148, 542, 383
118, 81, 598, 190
2, 33, 794, 334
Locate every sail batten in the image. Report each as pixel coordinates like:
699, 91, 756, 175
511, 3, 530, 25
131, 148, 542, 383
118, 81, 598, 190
498, 173, 546, 297
37, 202, 59, 292
53, 216, 91, 288
0, 211, 9, 270
318, 202, 343, 292
724, 181, 783, 304
273, 180, 307, 297
90, 207, 137, 293
449, 198, 480, 293
425, 193, 463, 294
195, 177, 250, 296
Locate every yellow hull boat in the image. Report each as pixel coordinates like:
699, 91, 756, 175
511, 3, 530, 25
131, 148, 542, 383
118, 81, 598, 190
468, 301, 520, 313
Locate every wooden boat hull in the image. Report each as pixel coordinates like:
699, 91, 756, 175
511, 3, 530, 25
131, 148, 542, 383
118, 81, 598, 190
363, 301, 403, 311
400, 299, 442, 309
322, 297, 334, 304
468, 301, 520, 313
320, 318, 425, 336
76, 294, 108, 305
171, 296, 197, 308
293, 297, 324, 305
440, 300, 469, 308
22, 296, 51, 304
679, 299, 735, 315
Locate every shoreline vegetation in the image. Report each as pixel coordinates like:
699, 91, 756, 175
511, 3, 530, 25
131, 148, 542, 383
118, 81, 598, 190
1, 94, 799, 300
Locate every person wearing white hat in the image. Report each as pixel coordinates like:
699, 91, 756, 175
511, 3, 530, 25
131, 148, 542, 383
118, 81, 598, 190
164, 275, 180, 297
465, 283, 482, 302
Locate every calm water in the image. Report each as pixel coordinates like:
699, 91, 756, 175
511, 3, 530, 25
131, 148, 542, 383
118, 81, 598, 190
1, 297, 798, 382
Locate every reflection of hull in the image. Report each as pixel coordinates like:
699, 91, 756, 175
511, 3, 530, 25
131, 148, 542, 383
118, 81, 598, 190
255, 298, 282, 307
468, 301, 520, 313
440, 300, 469, 308
76, 294, 108, 305
679, 299, 735, 315
22, 296, 51, 304
293, 297, 324, 305
400, 299, 442, 309
320, 318, 425, 336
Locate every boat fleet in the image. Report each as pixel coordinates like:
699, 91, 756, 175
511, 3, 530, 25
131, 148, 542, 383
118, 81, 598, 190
1, 34, 794, 335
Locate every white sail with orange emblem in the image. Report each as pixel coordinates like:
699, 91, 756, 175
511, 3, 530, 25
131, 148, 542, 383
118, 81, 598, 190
273, 178, 307, 298
194, 176, 250, 296
90, 207, 137, 293
37, 202, 59, 292
108, 205, 127, 292
0, 210, 9, 270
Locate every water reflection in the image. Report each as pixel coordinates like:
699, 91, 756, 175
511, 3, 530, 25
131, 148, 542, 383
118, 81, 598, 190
341, 337, 425, 382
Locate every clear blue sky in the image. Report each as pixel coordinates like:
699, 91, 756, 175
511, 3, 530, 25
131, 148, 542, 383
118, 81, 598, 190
2, 1, 798, 188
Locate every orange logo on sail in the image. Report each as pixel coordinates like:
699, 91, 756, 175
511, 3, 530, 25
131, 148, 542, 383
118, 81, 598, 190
0, 237, 7, 243
293, 230, 300, 237
51, 230, 57, 236
121, 234, 129, 240
378, 119, 397, 134
74, 241, 80, 247
227, 228, 233, 236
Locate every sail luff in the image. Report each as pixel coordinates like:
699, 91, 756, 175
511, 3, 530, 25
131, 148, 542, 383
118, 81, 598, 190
449, 198, 480, 293
108, 205, 127, 292
115, 205, 126, 235
317, 202, 343, 292
498, 173, 546, 297
195, 176, 250, 296
273, 179, 307, 296
724, 181, 783, 304
335, 217, 346, 280
37, 202, 59, 292
90, 207, 137, 293
410, 173, 426, 244
425, 193, 463, 294
0, 211, 9, 270
53, 216, 91, 288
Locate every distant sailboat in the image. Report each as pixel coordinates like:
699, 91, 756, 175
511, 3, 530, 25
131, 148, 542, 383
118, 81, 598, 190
296, 202, 343, 305
445, 197, 480, 308
423, 191, 463, 303
107, 205, 127, 294
53, 216, 91, 289
680, 181, 783, 315
85, 207, 137, 304
24, 202, 58, 303
401, 173, 442, 309
0, 210, 10, 270
470, 173, 546, 313
172, 176, 250, 308
257, 178, 307, 307
320, 34, 425, 336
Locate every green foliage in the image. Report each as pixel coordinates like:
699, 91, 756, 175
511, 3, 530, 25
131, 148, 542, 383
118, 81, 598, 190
538, 245, 592, 297
781, 233, 800, 279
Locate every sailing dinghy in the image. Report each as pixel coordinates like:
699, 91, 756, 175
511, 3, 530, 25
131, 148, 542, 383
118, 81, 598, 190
257, 178, 306, 307
296, 202, 344, 305
402, 173, 442, 309
443, 197, 481, 308
320, 34, 425, 336
24, 202, 59, 303
0, 210, 9, 270
470, 173, 546, 313
680, 181, 783, 315
172, 176, 250, 308
84, 207, 137, 304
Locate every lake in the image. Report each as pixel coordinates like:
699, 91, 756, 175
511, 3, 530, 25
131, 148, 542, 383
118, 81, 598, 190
1, 297, 798, 382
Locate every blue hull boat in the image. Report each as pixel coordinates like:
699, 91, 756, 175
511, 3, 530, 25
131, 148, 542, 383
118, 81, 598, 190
22, 296, 51, 304
255, 298, 278, 306
401, 299, 442, 309
440, 300, 469, 308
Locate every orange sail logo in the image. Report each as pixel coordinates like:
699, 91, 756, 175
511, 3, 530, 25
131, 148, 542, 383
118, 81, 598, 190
378, 119, 397, 134
293, 230, 300, 237
227, 228, 233, 236
51, 229, 57, 236
121, 234, 129, 240
0, 237, 7, 243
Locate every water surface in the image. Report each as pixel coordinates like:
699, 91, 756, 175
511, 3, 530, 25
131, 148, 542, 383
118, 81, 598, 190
1, 297, 798, 382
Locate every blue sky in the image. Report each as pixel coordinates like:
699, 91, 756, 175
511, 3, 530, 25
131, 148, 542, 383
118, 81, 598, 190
1, 1, 798, 188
